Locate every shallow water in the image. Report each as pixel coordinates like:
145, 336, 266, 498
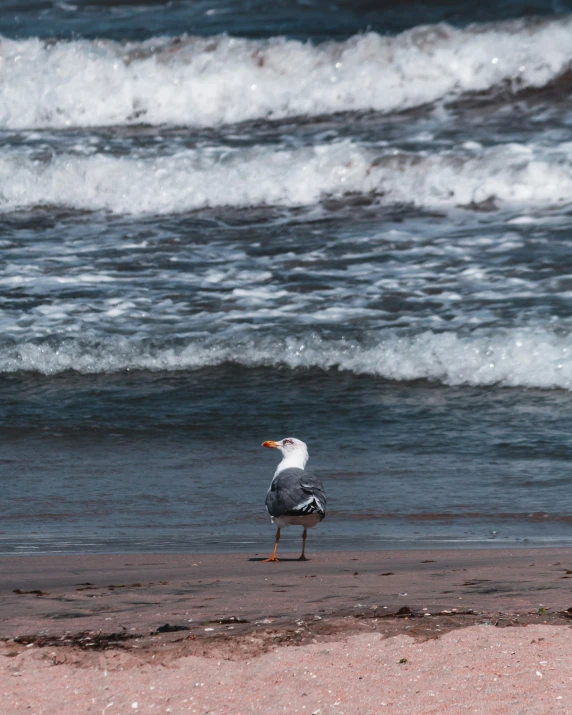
1, 0, 572, 554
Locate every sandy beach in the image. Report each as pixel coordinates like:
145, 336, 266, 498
2, 548, 572, 713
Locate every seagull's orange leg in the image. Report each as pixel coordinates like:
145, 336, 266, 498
263, 527, 281, 562
298, 528, 308, 561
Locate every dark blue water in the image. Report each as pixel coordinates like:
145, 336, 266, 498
2, 0, 570, 41
1, 0, 572, 554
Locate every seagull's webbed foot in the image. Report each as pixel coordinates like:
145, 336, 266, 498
262, 528, 281, 562
297, 555, 309, 561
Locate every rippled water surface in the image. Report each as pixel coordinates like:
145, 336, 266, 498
2, 0, 572, 554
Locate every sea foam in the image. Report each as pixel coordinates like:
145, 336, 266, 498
1, 16, 572, 129
1, 141, 572, 214
3, 329, 572, 389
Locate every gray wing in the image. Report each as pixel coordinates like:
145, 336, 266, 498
266, 468, 327, 519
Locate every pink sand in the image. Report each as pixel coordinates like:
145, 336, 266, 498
3, 624, 572, 714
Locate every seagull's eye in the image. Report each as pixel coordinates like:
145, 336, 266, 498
283, 439, 293, 445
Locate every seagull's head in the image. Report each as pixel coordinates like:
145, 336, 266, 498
261, 437, 309, 468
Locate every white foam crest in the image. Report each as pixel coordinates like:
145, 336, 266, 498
4, 329, 572, 389
0, 142, 376, 213
2, 141, 572, 213
1, 16, 572, 129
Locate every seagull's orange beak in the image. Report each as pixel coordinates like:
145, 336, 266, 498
262, 440, 279, 448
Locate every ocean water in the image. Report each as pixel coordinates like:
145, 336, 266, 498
2, 0, 572, 555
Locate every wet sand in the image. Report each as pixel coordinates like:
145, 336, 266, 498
2, 548, 572, 712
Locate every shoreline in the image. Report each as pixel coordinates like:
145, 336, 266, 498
4, 533, 572, 559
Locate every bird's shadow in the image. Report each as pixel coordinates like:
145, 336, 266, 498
248, 557, 310, 562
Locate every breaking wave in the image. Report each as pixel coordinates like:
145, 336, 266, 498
1, 140, 572, 213
3, 329, 572, 389
2, 16, 572, 129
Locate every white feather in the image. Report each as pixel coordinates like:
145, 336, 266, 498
273, 437, 309, 478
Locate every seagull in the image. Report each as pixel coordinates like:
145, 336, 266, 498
261, 437, 326, 562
